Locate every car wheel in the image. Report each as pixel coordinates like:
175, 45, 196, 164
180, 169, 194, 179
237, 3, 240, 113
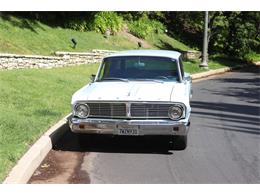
169, 135, 187, 150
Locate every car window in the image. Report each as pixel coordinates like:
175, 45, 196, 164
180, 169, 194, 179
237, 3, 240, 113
98, 56, 179, 81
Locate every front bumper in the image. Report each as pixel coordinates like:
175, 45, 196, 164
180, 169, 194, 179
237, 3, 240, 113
69, 117, 190, 136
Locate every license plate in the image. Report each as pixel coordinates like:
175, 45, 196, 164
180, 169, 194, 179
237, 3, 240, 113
118, 128, 139, 136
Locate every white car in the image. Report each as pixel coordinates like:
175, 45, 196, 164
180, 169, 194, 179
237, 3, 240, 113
69, 50, 192, 150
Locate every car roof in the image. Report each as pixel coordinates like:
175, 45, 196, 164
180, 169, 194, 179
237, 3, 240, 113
106, 50, 181, 59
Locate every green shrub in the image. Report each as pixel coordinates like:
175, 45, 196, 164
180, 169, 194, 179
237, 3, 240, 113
92, 12, 124, 35
128, 17, 166, 39
64, 18, 92, 32
244, 51, 260, 62
151, 20, 166, 34
225, 21, 258, 58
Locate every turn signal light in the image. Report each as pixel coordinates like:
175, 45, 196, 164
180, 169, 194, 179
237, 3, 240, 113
173, 127, 179, 131
79, 124, 85, 129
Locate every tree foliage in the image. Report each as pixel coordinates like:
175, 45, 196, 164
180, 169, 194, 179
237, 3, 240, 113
92, 12, 124, 34
222, 12, 260, 58
128, 15, 166, 39
164, 11, 259, 59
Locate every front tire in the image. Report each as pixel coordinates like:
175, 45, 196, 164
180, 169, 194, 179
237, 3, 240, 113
169, 135, 187, 150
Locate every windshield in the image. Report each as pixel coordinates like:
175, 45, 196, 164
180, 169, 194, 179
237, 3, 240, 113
97, 56, 179, 82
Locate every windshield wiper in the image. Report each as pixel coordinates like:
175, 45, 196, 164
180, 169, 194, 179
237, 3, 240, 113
100, 77, 129, 82
133, 78, 164, 83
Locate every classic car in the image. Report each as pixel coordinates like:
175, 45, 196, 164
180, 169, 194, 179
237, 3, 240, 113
69, 50, 192, 150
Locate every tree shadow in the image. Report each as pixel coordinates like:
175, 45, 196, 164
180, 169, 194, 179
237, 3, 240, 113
53, 128, 173, 155
0, 12, 96, 31
191, 68, 260, 135
200, 67, 260, 104
204, 124, 260, 135
205, 87, 260, 104
155, 39, 184, 52
0, 13, 45, 33
210, 56, 247, 68
192, 112, 260, 127
191, 102, 260, 135
191, 101, 260, 116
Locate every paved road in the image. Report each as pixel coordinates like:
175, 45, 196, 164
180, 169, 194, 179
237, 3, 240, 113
30, 67, 260, 184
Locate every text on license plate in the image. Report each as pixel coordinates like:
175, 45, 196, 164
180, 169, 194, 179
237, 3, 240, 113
118, 129, 139, 136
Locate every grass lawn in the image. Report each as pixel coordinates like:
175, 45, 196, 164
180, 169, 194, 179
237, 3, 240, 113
146, 34, 193, 51
183, 57, 246, 74
0, 16, 137, 55
0, 64, 99, 182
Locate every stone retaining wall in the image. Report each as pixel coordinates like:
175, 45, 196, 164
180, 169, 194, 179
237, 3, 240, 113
182, 50, 201, 60
253, 61, 260, 66
0, 50, 116, 70
0, 49, 200, 70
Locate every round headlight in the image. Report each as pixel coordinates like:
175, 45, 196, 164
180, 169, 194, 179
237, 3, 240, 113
168, 105, 183, 120
74, 104, 90, 118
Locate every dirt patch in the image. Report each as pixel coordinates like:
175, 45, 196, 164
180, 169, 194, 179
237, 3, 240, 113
68, 152, 90, 184
119, 29, 153, 49
29, 150, 89, 184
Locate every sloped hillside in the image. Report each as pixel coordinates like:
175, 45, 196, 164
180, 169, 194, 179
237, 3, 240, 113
0, 16, 193, 55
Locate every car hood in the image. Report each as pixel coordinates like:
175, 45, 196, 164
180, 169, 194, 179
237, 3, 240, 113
72, 81, 186, 104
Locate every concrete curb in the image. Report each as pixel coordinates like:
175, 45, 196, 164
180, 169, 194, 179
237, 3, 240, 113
3, 114, 71, 184
192, 62, 254, 81
2, 64, 247, 184
191, 67, 231, 80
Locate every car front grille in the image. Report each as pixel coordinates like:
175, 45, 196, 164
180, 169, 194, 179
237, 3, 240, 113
87, 102, 172, 119
88, 103, 126, 118
130, 103, 170, 118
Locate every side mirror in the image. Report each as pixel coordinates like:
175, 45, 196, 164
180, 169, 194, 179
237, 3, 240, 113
90, 74, 96, 82
183, 75, 192, 84
184, 76, 191, 82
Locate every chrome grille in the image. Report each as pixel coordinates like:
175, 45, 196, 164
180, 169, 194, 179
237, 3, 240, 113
130, 103, 170, 118
88, 103, 126, 118
86, 102, 175, 119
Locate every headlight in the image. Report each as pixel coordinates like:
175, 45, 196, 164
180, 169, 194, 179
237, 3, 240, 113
168, 105, 184, 120
74, 103, 90, 118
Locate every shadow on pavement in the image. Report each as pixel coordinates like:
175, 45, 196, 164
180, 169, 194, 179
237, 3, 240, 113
191, 65, 260, 135
201, 66, 260, 104
53, 127, 173, 155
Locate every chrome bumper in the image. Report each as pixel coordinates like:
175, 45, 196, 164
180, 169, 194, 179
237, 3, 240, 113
69, 117, 190, 136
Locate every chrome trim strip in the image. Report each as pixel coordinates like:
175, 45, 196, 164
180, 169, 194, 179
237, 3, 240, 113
69, 117, 190, 135
126, 102, 131, 118
75, 100, 186, 104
